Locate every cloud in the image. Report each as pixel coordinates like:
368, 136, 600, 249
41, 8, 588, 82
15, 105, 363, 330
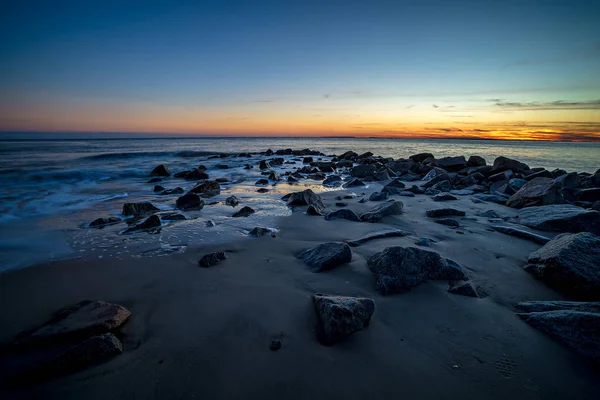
323, 94, 330, 99
432, 104, 439, 108
493, 99, 600, 111
406, 105, 415, 109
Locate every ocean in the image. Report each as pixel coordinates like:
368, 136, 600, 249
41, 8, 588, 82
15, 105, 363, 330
0, 137, 598, 272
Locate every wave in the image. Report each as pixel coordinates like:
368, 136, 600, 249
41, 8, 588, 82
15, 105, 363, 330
80, 150, 215, 161
0, 168, 148, 184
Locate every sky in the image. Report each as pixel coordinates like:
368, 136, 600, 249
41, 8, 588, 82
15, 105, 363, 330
1, 0, 599, 141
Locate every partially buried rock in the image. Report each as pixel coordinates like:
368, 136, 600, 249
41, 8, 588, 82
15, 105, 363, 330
367, 246, 467, 295
122, 202, 159, 217
369, 191, 388, 201
491, 225, 549, 244
256, 178, 269, 186
342, 178, 365, 188
232, 206, 255, 217
515, 204, 600, 235
248, 227, 273, 237
323, 175, 342, 187
225, 195, 239, 206
185, 168, 209, 181
325, 209, 361, 222
190, 180, 221, 197
306, 205, 323, 216
448, 281, 479, 297
159, 187, 184, 195
123, 215, 161, 233
426, 208, 465, 218
506, 177, 564, 208
150, 164, 171, 177
257, 188, 269, 193
198, 251, 227, 267
297, 242, 352, 272
313, 293, 375, 346
287, 189, 324, 210
176, 193, 205, 210
153, 185, 165, 192
89, 217, 120, 227
433, 193, 457, 201
525, 232, 600, 300
360, 200, 403, 222
161, 213, 186, 221
435, 218, 459, 227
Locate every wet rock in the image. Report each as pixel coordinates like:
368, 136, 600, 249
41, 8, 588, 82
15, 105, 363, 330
267, 171, 280, 181
367, 246, 467, 295
360, 200, 403, 222
216, 177, 229, 183
225, 195, 240, 207
526, 232, 600, 300
385, 178, 406, 189
303, 156, 313, 163
477, 210, 500, 218
491, 225, 549, 244
415, 237, 435, 247
161, 213, 186, 221
449, 189, 474, 196
185, 168, 209, 181
198, 251, 227, 267
473, 194, 508, 204
340, 150, 359, 160
437, 156, 467, 172
342, 178, 365, 188
190, 180, 221, 197
335, 202, 348, 207
448, 281, 479, 297
492, 156, 530, 172
517, 301, 600, 314
306, 205, 323, 215
122, 202, 159, 217
147, 177, 163, 183
176, 193, 204, 210
153, 185, 166, 192
297, 242, 352, 272
232, 206, 255, 217
555, 172, 581, 189
434, 218, 459, 227
160, 187, 184, 195
257, 188, 269, 193
123, 215, 161, 233
578, 188, 600, 202
249, 227, 273, 236
467, 156, 486, 167
425, 208, 466, 218
409, 153, 434, 163
323, 175, 342, 186
259, 160, 270, 169
89, 217, 121, 227
358, 198, 367, 203
205, 220, 216, 227
215, 164, 229, 169
433, 193, 458, 201
489, 170, 513, 183
346, 229, 409, 247
313, 293, 375, 346
336, 159, 354, 168
515, 204, 600, 235
369, 191, 389, 201
325, 209, 361, 222
150, 164, 171, 177
287, 189, 325, 211
397, 172, 421, 181
525, 169, 553, 181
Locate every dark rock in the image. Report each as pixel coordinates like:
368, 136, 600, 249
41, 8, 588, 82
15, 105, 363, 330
340, 150, 358, 160
593, 201, 600, 211
205, 220, 216, 227
508, 178, 527, 191
422, 167, 448, 181
325, 209, 361, 222
190, 180, 221, 197
373, 169, 392, 181
358, 198, 367, 203
415, 237, 435, 247
269, 339, 282, 351
147, 177, 163, 183
448, 281, 479, 297
467, 156, 486, 167
526, 232, 600, 300
433, 193, 458, 201
477, 210, 500, 219
216, 177, 229, 183
491, 225, 550, 244
517, 301, 600, 314
350, 164, 376, 178
369, 192, 389, 201
173, 170, 190, 178
335, 202, 348, 207
123, 215, 161, 233
342, 178, 365, 188
360, 200, 403, 222
176, 193, 204, 210
259, 160, 270, 169
434, 218, 459, 227
489, 170, 513, 182
122, 202, 159, 217
578, 188, 600, 202
185, 168, 209, 181
449, 189, 474, 196
160, 187, 184, 195
426, 208, 466, 218
303, 156, 313, 163
248, 227, 273, 236
346, 229, 409, 247
256, 188, 270, 193
287, 189, 325, 211
410, 153, 434, 163
225, 195, 240, 207
313, 294, 375, 346
297, 242, 352, 272
306, 205, 323, 216
150, 164, 171, 177
268, 171, 280, 181
473, 194, 508, 204
161, 213, 187, 221
232, 206, 255, 217
431, 180, 451, 192
492, 156, 530, 172
255, 178, 269, 186
153, 185, 166, 192
89, 217, 121, 227
397, 172, 421, 181
437, 156, 467, 172
515, 204, 600, 235
396, 191, 416, 197
367, 246, 467, 295
525, 169, 553, 181
215, 164, 229, 169
198, 251, 227, 267
386, 178, 406, 189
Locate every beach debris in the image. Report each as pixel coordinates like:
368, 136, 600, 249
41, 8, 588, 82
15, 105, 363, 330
297, 242, 352, 272
198, 251, 227, 267
313, 293, 375, 346
360, 200, 403, 222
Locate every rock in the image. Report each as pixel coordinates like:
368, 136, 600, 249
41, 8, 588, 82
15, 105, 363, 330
339, 150, 358, 160
491, 225, 550, 244
409, 153, 434, 163
159, 187, 184, 195
185, 168, 209, 180
123, 215, 161, 233
215, 164, 229, 169
360, 200, 403, 222
433, 193, 458, 201
225, 195, 240, 207
473, 194, 508, 204
426, 208, 465, 218
147, 177, 163, 183
269, 339, 282, 351
122, 202, 159, 217
358, 198, 367, 203
415, 237, 435, 247
489, 170, 513, 182
216, 177, 229, 183
437, 156, 467, 172
448, 281, 479, 297
161, 213, 186, 221
150, 164, 171, 177
385, 178, 406, 189
198, 251, 227, 267
232, 206, 255, 217
555, 172, 581, 189
397, 172, 421, 181
313, 294, 375, 346
336, 159, 354, 168
373, 169, 392, 181
287, 189, 325, 211
492, 156, 530, 172
154, 185, 166, 192
176, 193, 204, 210
467, 156, 486, 167
325, 209, 361, 222
434, 218, 459, 227
346, 229, 409, 247
477, 210, 500, 219
297, 242, 352, 272
323, 175, 342, 186
593, 201, 600, 211
367, 246, 468, 295
526, 233, 600, 300
517, 301, 600, 314
205, 220, 216, 227
508, 178, 527, 191
369, 191, 389, 201
525, 169, 553, 181
396, 191, 416, 197
259, 160, 270, 169
449, 189, 474, 196
21, 301, 131, 346
578, 188, 600, 202
256, 188, 269, 193
517, 310, 600, 362
342, 178, 365, 188
422, 167, 448, 182
515, 204, 600, 235
350, 164, 376, 178
248, 227, 273, 237
335, 202, 347, 207
306, 205, 323, 216
89, 217, 120, 227
190, 180, 220, 197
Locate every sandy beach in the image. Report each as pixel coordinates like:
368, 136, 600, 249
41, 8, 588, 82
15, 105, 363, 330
1, 164, 599, 399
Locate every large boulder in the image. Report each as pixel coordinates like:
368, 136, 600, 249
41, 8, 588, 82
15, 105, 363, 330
367, 246, 467, 295
150, 164, 171, 177
297, 242, 352, 272
176, 193, 205, 210
190, 180, 221, 197
184, 168, 209, 180
467, 156, 486, 167
409, 153, 434, 163
122, 202, 159, 217
325, 209, 361, 222
350, 164, 376, 178
506, 177, 564, 208
360, 200, 403, 222
287, 189, 325, 211
437, 156, 467, 172
515, 204, 600, 235
492, 156, 530, 172
313, 294, 375, 346
526, 233, 600, 300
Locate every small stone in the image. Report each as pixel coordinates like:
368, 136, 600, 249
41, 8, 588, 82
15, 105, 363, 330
225, 195, 240, 206
232, 206, 255, 217
198, 251, 227, 267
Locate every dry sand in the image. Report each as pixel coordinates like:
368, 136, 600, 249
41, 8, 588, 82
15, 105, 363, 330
1, 185, 599, 399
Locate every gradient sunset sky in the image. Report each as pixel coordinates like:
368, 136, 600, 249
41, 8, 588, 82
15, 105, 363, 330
1, 0, 599, 141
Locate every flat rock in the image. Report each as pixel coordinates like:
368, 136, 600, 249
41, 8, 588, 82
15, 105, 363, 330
122, 202, 159, 217
437, 156, 467, 172
360, 200, 403, 222
491, 225, 550, 244
297, 242, 352, 272
198, 251, 227, 267
325, 209, 361, 222
161, 213, 186, 221
159, 187, 184, 195
477, 210, 500, 218
426, 208, 465, 218
515, 204, 600, 235
342, 178, 365, 188
450, 189, 474, 196
346, 229, 409, 247
526, 232, 600, 300
367, 246, 468, 295
176, 193, 205, 210
313, 294, 375, 346
506, 177, 564, 208
232, 206, 255, 217
473, 194, 507, 204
